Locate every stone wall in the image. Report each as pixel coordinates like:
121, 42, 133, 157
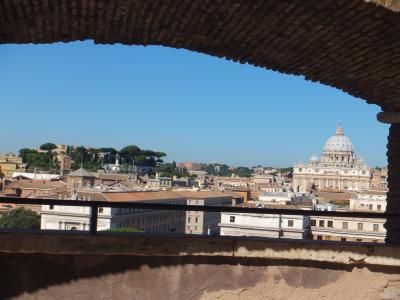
1, 0, 400, 110
2, 253, 400, 300
1, 232, 400, 299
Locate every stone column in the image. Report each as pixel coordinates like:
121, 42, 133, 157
377, 112, 400, 243
385, 124, 400, 243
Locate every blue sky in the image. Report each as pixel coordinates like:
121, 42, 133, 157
0, 41, 388, 167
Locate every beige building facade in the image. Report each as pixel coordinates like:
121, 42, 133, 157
0, 154, 25, 178
310, 216, 385, 243
293, 125, 372, 193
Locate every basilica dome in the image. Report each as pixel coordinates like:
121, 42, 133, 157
310, 154, 319, 162
323, 125, 354, 153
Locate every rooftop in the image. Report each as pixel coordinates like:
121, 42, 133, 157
67, 167, 95, 178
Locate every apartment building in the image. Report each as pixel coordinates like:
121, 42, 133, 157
219, 204, 310, 239
40, 190, 234, 234
183, 191, 236, 235
0, 154, 25, 178
310, 216, 385, 243
310, 200, 386, 243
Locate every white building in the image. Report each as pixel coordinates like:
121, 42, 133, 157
12, 171, 61, 181
40, 190, 234, 235
293, 124, 371, 193
219, 209, 310, 239
40, 192, 112, 231
253, 174, 275, 185
310, 216, 386, 243
40, 191, 187, 233
310, 200, 386, 243
259, 192, 294, 205
184, 192, 235, 235
350, 191, 387, 212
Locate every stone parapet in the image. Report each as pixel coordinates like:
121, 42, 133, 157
1, 231, 400, 267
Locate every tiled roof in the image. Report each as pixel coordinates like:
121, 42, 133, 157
104, 190, 233, 202
43, 191, 108, 201
6, 180, 56, 190
104, 191, 186, 202
68, 167, 94, 178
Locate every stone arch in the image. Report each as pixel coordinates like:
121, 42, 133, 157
2, 0, 400, 242
1, 0, 400, 111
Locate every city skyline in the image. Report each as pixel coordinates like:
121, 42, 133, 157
0, 41, 389, 167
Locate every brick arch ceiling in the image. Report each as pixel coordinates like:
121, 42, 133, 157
1, 0, 400, 111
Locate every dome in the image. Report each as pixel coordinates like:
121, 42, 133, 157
356, 156, 364, 164
310, 154, 319, 162
323, 124, 354, 153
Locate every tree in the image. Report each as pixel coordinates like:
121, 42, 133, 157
0, 207, 40, 229
119, 145, 141, 165
235, 167, 253, 178
19, 148, 37, 163
40, 143, 57, 151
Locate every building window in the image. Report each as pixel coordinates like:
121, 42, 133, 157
230, 216, 235, 223
341, 238, 347, 242
319, 220, 325, 227
188, 217, 191, 223
342, 222, 348, 230
288, 220, 294, 227
327, 221, 333, 228
356, 239, 363, 242
311, 219, 316, 226
358, 223, 363, 231
369, 204, 373, 210
317, 235, 323, 241
49, 205, 54, 210
195, 217, 199, 223
377, 205, 382, 211
98, 208, 103, 213
373, 224, 379, 232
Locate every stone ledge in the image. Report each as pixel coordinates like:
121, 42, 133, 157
1, 231, 400, 267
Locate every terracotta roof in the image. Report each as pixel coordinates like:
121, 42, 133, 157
43, 191, 108, 201
174, 191, 233, 199
104, 190, 233, 202
96, 173, 130, 181
104, 191, 186, 202
237, 202, 304, 210
6, 180, 55, 190
68, 167, 94, 178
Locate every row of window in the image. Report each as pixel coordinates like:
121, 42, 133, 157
188, 217, 199, 223
359, 203, 382, 211
311, 219, 380, 231
229, 216, 296, 228
187, 225, 199, 231
298, 168, 366, 175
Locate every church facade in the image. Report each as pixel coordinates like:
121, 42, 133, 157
293, 125, 371, 193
